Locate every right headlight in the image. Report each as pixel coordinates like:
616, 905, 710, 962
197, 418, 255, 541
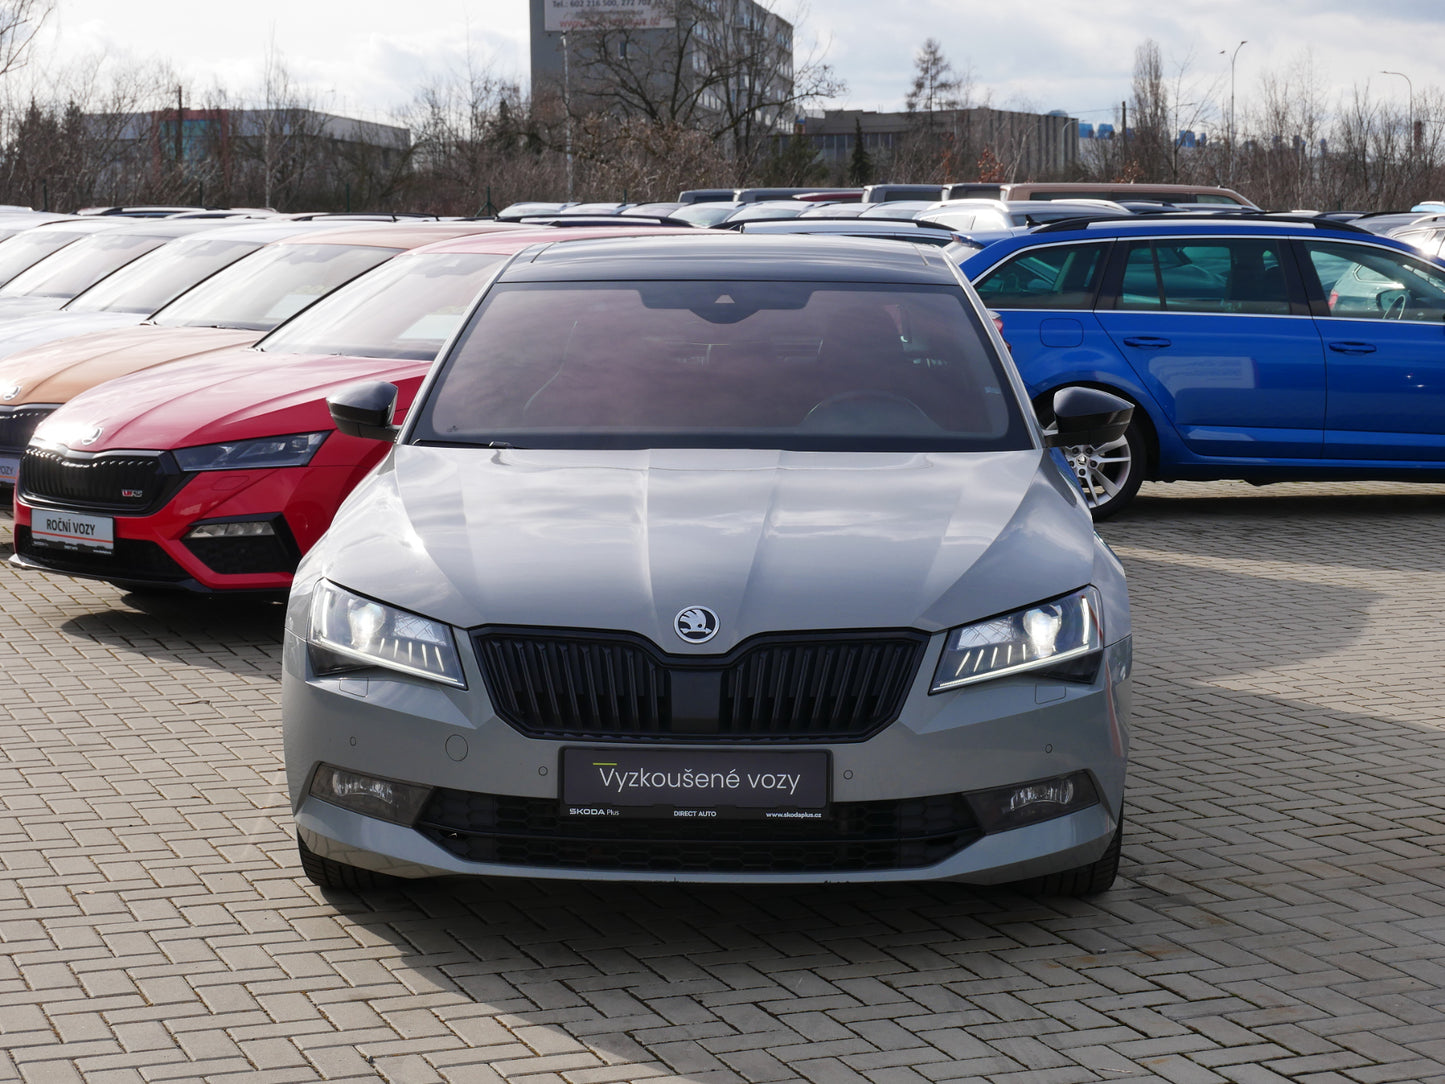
308, 580, 465, 688
930, 587, 1102, 693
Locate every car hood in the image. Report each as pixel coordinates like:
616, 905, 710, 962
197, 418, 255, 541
0, 324, 256, 407
0, 311, 141, 363
308, 446, 1096, 649
35, 348, 432, 452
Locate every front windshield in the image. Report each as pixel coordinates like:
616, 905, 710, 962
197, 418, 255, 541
415, 280, 1028, 452
0, 231, 172, 299
0, 230, 91, 287
64, 237, 263, 315
258, 250, 506, 360
150, 242, 397, 331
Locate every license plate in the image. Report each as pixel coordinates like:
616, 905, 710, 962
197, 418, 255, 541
561, 747, 830, 821
31, 509, 114, 554
0, 455, 16, 485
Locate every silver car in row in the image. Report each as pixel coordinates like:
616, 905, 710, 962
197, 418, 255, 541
283, 233, 1135, 895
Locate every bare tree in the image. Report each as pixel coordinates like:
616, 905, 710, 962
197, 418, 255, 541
0, 0, 51, 79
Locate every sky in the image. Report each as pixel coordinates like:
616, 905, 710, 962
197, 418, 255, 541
28, 0, 1445, 135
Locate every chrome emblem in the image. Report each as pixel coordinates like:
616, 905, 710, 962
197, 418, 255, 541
674, 606, 719, 644
80, 426, 103, 446
0, 384, 18, 401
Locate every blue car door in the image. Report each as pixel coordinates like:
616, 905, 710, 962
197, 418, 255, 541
969, 238, 1124, 395
1297, 239, 1445, 462
1093, 235, 1325, 461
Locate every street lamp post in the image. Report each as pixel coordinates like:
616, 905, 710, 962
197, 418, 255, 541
1226, 40, 1246, 185
1381, 70, 1416, 150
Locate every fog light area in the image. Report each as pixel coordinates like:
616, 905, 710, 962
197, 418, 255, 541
309, 764, 432, 825
965, 771, 1099, 834
185, 521, 277, 539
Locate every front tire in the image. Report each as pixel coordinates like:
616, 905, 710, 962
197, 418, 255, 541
297, 836, 397, 891
1021, 816, 1123, 897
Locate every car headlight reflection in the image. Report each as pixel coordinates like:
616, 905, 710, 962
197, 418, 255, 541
308, 580, 465, 687
930, 587, 1102, 693
173, 431, 328, 472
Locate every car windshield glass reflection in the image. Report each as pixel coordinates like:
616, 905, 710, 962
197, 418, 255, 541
64, 238, 264, 315
257, 252, 506, 361
415, 281, 1029, 452
0, 232, 170, 299
150, 243, 396, 332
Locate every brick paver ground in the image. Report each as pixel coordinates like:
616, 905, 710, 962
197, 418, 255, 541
3, 480, 1445, 1083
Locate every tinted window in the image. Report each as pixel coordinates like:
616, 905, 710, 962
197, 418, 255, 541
973, 242, 1109, 309
1118, 238, 1289, 314
416, 281, 1028, 452
1305, 240, 1445, 321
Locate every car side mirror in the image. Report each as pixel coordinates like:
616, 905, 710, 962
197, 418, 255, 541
1043, 386, 1133, 448
329, 381, 400, 443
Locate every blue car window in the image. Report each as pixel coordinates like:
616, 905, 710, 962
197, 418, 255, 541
1305, 240, 1445, 321
1118, 239, 1288, 314
972, 242, 1108, 309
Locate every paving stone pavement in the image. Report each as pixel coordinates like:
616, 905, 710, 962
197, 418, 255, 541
3, 480, 1445, 1084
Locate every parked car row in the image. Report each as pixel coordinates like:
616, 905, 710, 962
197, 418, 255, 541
0, 209, 1138, 900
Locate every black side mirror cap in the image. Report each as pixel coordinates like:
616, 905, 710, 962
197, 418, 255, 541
1044, 386, 1133, 448
329, 381, 400, 443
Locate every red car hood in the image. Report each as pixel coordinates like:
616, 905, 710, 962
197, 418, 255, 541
34, 345, 431, 452
0, 324, 257, 408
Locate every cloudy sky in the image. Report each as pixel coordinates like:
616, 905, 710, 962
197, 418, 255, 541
32, 0, 1445, 134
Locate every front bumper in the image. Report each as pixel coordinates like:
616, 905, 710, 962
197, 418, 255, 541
283, 624, 1132, 885
11, 458, 378, 594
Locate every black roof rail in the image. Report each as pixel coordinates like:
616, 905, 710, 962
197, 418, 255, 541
1032, 211, 1374, 235
519, 215, 697, 228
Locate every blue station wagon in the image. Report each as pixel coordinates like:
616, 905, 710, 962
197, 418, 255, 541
961, 215, 1445, 516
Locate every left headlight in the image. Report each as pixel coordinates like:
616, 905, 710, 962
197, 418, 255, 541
308, 580, 466, 688
930, 587, 1102, 693
174, 431, 328, 472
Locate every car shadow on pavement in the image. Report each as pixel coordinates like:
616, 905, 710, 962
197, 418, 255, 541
59, 592, 284, 673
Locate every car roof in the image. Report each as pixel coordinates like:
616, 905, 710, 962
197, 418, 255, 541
500, 233, 959, 284
400, 224, 719, 258
165, 218, 400, 245
960, 213, 1415, 265
268, 221, 519, 249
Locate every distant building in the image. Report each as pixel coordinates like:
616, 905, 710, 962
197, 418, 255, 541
796, 107, 1080, 180
85, 108, 411, 194
530, 0, 794, 135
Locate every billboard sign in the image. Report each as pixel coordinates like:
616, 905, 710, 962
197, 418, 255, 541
544, 0, 677, 31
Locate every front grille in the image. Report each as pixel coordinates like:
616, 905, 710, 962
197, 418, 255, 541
0, 405, 57, 458
14, 525, 190, 583
19, 446, 184, 513
475, 628, 927, 742
416, 788, 982, 873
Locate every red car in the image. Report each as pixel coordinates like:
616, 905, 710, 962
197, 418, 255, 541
10, 226, 685, 594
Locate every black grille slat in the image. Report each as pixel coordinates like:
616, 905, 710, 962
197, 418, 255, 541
475, 628, 926, 742
20, 447, 183, 513
0, 407, 57, 460
416, 788, 982, 874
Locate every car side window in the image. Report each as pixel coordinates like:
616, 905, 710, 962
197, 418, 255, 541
972, 242, 1109, 309
1305, 240, 1445, 321
1118, 239, 1290, 314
